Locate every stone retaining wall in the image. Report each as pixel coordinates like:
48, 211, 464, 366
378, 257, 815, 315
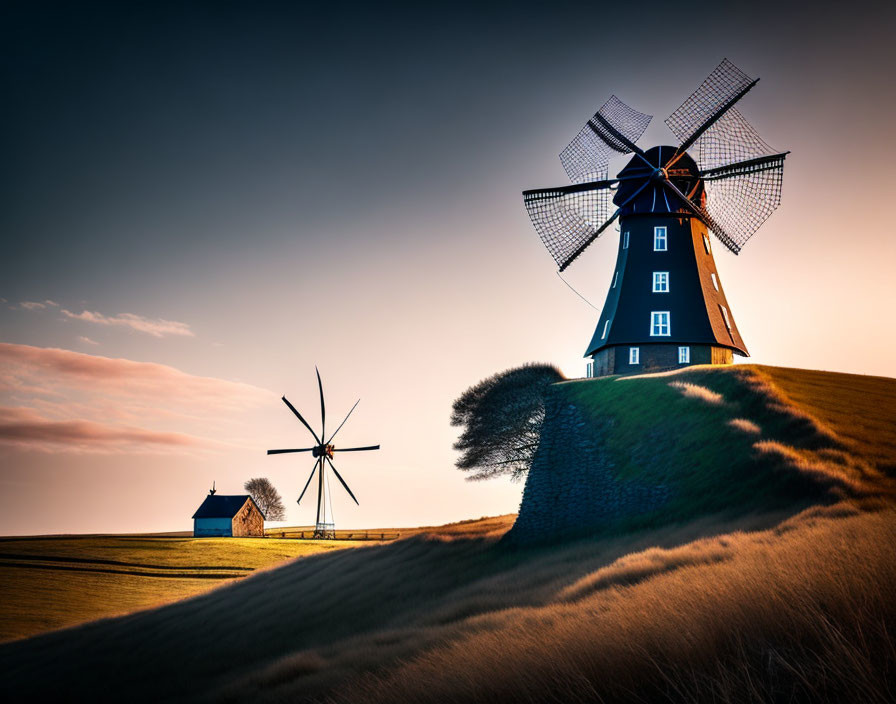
505, 386, 671, 546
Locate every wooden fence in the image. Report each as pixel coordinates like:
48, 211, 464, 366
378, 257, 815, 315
265, 529, 400, 541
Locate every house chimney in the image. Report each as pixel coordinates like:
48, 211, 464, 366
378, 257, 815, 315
210, 481, 216, 495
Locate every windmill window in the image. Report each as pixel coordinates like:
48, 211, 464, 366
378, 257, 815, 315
653, 272, 669, 293
654, 226, 667, 251
601, 320, 610, 339
720, 305, 732, 330
629, 347, 640, 365
650, 311, 670, 336
612, 271, 619, 288
678, 346, 690, 363
586, 361, 594, 378
623, 231, 630, 249
711, 272, 719, 291
703, 234, 712, 254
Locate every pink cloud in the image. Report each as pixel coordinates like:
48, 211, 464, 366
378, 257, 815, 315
76, 336, 100, 345
0, 343, 266, 405
0, 343, 274, 453
0, 406, 211, 454
61, 309, 194, 337
20, 301, 47, 310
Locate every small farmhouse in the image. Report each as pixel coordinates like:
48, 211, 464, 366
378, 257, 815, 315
191, 489, 265, 537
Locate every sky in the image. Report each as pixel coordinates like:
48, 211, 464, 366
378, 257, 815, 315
2, 0, 895, 535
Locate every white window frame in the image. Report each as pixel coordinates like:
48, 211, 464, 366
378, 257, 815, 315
601, 320, 611, 339
720, 305, 732, 330
652, 271, 669, 293
629, 347, 640, 365
586, 361, 594, 378
612, 271, 619, 288
703, 234, 712, 254
678, 346, 690, 364
650, 311, 670, 337
653, 226, 667, 251
623, 231, 630, 249
710, 272, 719, 291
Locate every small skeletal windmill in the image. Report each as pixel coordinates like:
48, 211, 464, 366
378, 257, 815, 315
523, 59, 789, 375
267, 369, 379, 538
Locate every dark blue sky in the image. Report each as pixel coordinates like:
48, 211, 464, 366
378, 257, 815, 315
6, 0, 892, 300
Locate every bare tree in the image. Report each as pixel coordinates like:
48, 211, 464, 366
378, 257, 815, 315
451, 363, 564, 481
244, 477, 286, 521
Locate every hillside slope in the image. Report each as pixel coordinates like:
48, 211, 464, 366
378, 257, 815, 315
509, 364, 896, 543
1, 365, 894, 704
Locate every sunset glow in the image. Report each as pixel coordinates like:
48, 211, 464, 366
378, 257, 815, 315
2, 0, 894, 536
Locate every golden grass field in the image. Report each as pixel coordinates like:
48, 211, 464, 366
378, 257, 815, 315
1, 364, 894, 703
0, 535, 369, 643
0, 518, 515, 644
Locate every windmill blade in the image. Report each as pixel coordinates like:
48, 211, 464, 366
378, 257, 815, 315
267, 448, 315, 455
525, 176, 654, 271
326, 398, 360, 444
315, 367, 325, 441
665, 59, 759, 155
297, 461, 319, 504
335, 445, 381, 452
282, 396, 321, 444
701, 154, 787, 254
326, 457, 359, 505
560, 96, 652, 184
522, 181, 615, 270
681, 106, 789, 253
689, 106, 781, 173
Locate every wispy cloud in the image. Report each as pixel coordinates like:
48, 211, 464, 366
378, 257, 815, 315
0, 343, 273, 454
76, 336, 100, 346
0, 406, 211, 454
18, 300, 59, 310
61, 309, 194, 338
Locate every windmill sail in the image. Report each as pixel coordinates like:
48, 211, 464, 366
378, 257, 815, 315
665, 59, 757, 151
523, 182, 615, 269
560, 96, 652, 184
688, 107, 787, 253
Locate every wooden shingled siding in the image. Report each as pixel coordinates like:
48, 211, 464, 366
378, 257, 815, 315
231, 499, 264, 537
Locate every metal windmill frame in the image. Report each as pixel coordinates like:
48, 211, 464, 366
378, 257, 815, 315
267, 369, 380, 539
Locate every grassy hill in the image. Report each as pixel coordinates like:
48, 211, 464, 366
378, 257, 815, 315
1, 365, 894, 703
509, 364, 895, 544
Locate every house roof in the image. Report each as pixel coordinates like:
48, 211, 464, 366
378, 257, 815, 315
191, 494, 264, 520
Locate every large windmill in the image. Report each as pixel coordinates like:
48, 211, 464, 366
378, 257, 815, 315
523, 59, 788, 376
267, 369, 380, 539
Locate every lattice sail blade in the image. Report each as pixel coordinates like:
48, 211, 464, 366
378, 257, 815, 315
687, 106, 787, 253
701, 153, 787, 254
523, 181, 615, 269
560, 96, 652, 184
665, 59, 757, 150
690, 106, 777, 172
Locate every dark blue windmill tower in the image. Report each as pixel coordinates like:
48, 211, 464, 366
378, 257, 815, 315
523, 60, 788, 376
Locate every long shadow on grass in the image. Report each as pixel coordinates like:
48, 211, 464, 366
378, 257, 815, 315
0, 510, 799, 704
